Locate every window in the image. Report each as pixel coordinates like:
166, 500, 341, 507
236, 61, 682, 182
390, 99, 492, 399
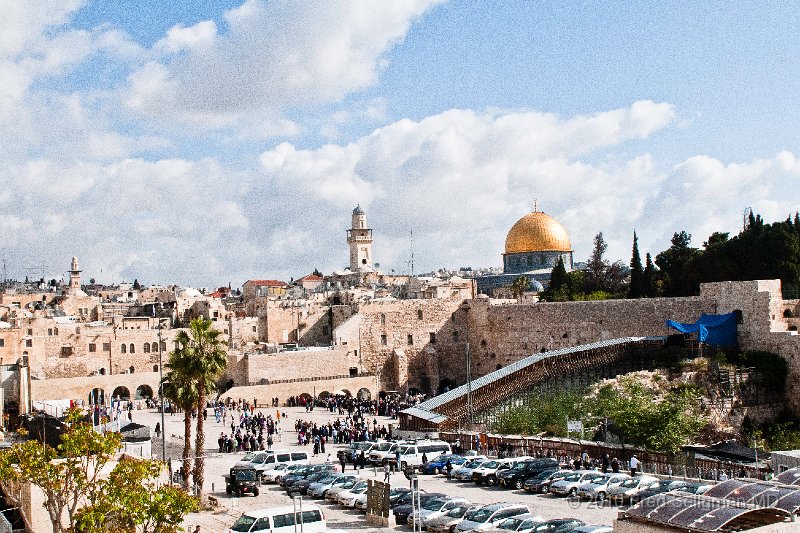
143, 343, 150, 353
48, 328, 53, 336
99, 368, 105, 375
429, 332, 436, 344
252, 325, 257, 332
161, 341, 167, 351
380, 335, 387, 346
153, 365, 159, 372
129, 366, 135, 374
25, 339, 32, 347
291, 452, 307, 461
27, 328, 33, 336
0, 338, 4, 347
88, 343, 96, 352
121, 344, 126, 354
417, 309, 423, 320
300, 510, 322, 524
452, 330, 459, 341
380, 313, 386, 325
54, 328, 58, 335
103, 343, 110, 351
349, 367, 358, 377
129, 343, 135, 353
61, 346, 73, 356
273, 513, 295, 528
407, 334, 414, 345
151, 342, 158, 352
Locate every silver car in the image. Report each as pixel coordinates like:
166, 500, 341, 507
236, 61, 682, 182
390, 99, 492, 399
550, 471, 604, 496
453, 458, 489, 481
427, 505, 481, 533
455, 503, 530, 532
489, 512, 545, 533
409, 497, 471, 530
606, 476, 659, 503
308, 474, 359, 498
576, 473, 630, 501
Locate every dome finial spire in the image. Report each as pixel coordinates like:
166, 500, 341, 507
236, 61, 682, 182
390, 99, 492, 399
533, 198, 538, 212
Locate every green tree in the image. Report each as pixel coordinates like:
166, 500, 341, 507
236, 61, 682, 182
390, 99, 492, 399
628, 231, 644, 298
180, 318, 228, 504
133, 278, 141, 290
585, 232, 609, 293
549, 257, 568, 292
509, 275, 530, 302
0, 408, 197, 533
655, 231, 700, 296
643, 253, 658, 297
162, 342, 198, 493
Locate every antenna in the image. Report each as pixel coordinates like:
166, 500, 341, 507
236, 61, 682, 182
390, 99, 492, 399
2, 259, 6, 287
533, 198, 538, 212
410, 230, 415, 278
743, 207, 752, 230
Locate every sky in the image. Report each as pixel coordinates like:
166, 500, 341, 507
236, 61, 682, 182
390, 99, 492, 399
1, 0, 799, 288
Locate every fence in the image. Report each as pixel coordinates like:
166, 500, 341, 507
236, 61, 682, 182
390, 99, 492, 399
438, 430, 766, 481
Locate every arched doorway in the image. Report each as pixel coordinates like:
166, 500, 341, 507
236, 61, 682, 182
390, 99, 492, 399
408, 387, 421, 396
438, 378, 455, 394
89, 388, 105, 405
112, 386, 130, 401
357, 387, 371, 401
135, 384, 153, 400
340, 389, 352, 397
318, 391, 331, 400
298, 392, 312, 406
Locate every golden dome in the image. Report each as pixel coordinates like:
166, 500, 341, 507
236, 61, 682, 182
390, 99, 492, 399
505, 211, 572, 254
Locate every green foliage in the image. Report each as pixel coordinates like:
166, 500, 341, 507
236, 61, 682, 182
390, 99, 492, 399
0, 408, 196, 533
549, 257, 568, 292
491, 389, 587, 437
728, 350, 788, 394
594, 379, 705, 454
643, 253, 659, 297
764, 422, 800, 451
509, 275, 530, 301
655, 231, 701, 296
628, 231, 644, 298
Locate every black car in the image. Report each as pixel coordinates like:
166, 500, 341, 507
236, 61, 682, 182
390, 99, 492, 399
288, 471, 337, 496
281, 464, 335, 488
392, 493, 448, 524
224, 466, 260, 497
497, 459, 559, 490
524, 470, 571, 493
531, 519, 585, 533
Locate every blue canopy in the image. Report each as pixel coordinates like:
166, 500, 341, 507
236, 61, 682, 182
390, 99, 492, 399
665, 312, 738, 346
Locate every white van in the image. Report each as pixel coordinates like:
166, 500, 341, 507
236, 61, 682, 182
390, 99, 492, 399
368, 440, 408, 465
396, 440, 452, 469
225, 504, 326, 533
254, 450, 310, 481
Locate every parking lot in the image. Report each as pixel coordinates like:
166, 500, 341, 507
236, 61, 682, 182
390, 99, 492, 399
135, 407, 620, 532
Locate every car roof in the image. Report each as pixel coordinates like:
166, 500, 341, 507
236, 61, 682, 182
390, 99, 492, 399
242, 504, 323, 519
480, 503, 527, 511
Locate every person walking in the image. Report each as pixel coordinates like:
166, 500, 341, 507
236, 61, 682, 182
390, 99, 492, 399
383, 461, 391, 483
630, 455, 639, 476
446, 459, 453, 479
340, 452, 347, 473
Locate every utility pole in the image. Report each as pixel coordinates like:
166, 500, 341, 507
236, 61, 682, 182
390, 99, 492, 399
157, 309, 166, 462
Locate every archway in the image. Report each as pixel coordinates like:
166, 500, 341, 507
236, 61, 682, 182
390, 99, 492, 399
135, 384, 153, 400
378, 390, 387, 399
357, 387, 371, 401
298, 392, 312, 406
112, 386, 130, 401
89, 388, 105, 405
318, 391, 331, 400
408, 387, 421, 396
784, 309, 793, 318
438, 378, 455, 395
340, 389, 352, 397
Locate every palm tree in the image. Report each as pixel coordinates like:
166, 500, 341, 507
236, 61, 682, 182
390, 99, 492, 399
182, 318, 227, 504
161, 340, 197, 492
510, 275, 530, 302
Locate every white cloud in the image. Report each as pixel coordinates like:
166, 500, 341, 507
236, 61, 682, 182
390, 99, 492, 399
124, 0, 444, 128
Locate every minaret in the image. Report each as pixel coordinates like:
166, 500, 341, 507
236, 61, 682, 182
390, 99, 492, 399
68, 256, 81, 291
347, 205, 374, 272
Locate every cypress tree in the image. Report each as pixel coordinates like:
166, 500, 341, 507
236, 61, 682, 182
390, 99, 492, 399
549, 257, 568, 292
628, 231, 644, 298
644, 253, 658, 297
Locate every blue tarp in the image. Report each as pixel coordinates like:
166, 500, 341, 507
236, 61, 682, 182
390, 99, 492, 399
665, 312, 738, 346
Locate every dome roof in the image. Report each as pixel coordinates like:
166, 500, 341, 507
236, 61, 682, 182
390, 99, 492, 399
505, 211, 572, 254
352, 205, 364, 215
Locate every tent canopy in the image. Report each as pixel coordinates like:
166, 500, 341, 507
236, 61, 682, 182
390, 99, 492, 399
666, 312, 737, 346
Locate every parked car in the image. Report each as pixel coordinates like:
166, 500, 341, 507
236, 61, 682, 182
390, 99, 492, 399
488, 512, 545, 532
606, 476, 659, 503
550, 471, 605, 497
235, 451, 272, 468
455, 503, 530, 532
225, 503, 326, 533
224, 466, 260, 497
308, 473, 360, 498
453, 458, 489, 481
281, 464, 336, 489
409, 496, 472, 530
392, 492, 451, 524
427, 505, 482, 533
497, 459, 559, 490
259, 463, 290, 484
288, 471, 336, 496
368, 440, 407, 465
528, 519, 585, 533
336, 480, 369, 506
472, 458, 521, 486
420, 454, 469, 475
394, 440, 453, 469
668, 480, 714, 495
524, 470, 571, 494
572, 525, 612, 533
325, 477, 362, 501
576, 473, 630, 501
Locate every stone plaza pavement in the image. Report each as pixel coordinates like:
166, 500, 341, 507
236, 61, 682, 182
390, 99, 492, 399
131, 406, 618, 533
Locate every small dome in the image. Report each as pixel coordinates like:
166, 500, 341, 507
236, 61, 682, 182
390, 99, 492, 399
352, 205, 364, 215
505, 211, 572, 254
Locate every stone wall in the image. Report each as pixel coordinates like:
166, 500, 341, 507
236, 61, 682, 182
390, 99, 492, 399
221, 374, 379, 406
261, 301, 332, 346
29, 371, 161, 404
242, 348, 359, 384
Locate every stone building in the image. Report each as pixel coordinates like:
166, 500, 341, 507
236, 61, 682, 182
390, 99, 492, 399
477, 206, 574, 295
347, 205, 374, 273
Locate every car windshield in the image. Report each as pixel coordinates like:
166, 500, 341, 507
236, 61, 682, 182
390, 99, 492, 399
536, 470, 556, 480
234, 470, 256, 481
620, 479, 639, 488
353, 481, 368, 490
431, 454, 447, 463
374, 442, 392, 451
274, 464, 288, 471
448, 506, 471, 518
482, 461, 498, 469
564, 473, 582, 481
499, 517, 524, 530
464, 460, 483, 468
353, 486, 368, 494
512, 462, 527, 471
423, 498, 450, 511
317, 475, 336, 483
590, 476, 610, 485
241, 452, 256, 462
251, 454, 269, 464
340, 479, 357, 489
231, 515, 256, 532
469, 508, 496, 523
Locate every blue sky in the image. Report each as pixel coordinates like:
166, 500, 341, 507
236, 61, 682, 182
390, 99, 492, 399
1, 1, 799, 287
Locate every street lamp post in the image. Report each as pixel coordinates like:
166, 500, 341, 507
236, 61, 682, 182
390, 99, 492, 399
157, 312, 166, 462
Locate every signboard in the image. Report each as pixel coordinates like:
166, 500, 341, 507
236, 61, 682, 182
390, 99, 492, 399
567, 420, 583, 433
366, 479, 390, 518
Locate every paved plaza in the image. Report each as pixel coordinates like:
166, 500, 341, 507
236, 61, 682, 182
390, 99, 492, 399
132, 404, 619, 532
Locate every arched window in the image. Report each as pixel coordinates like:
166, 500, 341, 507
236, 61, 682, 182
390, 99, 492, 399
129, 343, 135, 354
417, 309, 423, 320
129, 366, 135, 374
151, 342, 158, 352
153, 365, 159, 372
143, 343, 150, 353
99, 367, 106, 375
121, 344, 126, 354
783, 309, 793, 318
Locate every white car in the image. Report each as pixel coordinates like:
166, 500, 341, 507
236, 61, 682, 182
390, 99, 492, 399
550, 471, 605, 496
453, 457, 489, 480
326, 477, 361, 501
576, 473, 630, 501
259, 463, 290, 484
606, 476, 659, 503
336, 480, 369, 506
408, 497, 471, 530
472, 458, 525, 486
368, 440, 406, 465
